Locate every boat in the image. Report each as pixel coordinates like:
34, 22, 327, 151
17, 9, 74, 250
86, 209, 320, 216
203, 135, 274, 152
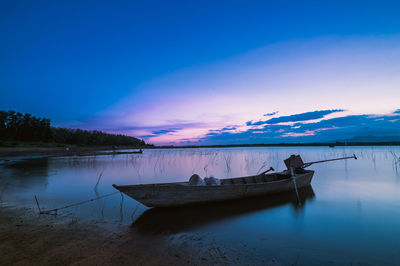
114, 169, 313, 207
113, 154, 356, 208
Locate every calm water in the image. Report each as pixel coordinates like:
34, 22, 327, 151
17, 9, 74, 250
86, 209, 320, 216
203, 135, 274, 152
1, 147, 400, 265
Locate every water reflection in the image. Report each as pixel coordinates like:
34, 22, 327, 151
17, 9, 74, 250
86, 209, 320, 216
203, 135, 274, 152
4, 157, 50, 178
1, 157, 51, 191
132, 186, 315, 234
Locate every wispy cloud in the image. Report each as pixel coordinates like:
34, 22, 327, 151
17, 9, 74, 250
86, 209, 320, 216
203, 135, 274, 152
247, 109, 344, 126
151, 128, 181, 135
264, 111, 279, 117
140, 128, 183, 138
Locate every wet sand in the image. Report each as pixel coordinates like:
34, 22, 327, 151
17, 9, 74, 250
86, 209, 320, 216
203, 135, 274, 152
0, 205, 235, 266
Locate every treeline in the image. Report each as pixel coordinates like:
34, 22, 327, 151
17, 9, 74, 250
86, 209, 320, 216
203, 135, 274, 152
0, 110, 148, 147
51, 128, 147, 146
0, 111, 51, 142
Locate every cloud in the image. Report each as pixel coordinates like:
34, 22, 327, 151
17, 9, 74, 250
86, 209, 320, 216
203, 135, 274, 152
281, 131, 315, 137
221, 127, 237, 131
264, 111, 279, 116
194, 112, 400, 145
209, 127, 237, 133
152, 128, 181, 135
139, 128, 181, 138
247, 109, 344, 126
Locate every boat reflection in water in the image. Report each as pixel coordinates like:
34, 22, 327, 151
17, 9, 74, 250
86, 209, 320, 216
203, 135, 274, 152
131, 186, 315, 234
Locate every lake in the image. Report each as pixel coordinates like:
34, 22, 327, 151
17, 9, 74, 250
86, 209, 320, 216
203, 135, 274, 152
1, 146, 400, 265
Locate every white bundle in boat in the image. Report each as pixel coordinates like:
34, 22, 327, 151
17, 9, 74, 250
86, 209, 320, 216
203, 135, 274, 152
204, 176, 221, 186
189, 174, 205, 185
188, 174, 221, 186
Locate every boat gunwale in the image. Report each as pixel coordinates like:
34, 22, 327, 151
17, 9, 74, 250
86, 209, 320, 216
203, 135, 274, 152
113, 170, 314, 189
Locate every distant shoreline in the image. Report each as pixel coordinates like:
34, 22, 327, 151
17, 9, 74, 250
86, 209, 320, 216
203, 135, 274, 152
0, 145, 144, 159
153, 142, 400, 149
1, 141, 399, 159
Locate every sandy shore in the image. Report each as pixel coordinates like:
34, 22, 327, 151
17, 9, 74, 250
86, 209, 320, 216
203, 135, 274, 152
0, 205, 232, 266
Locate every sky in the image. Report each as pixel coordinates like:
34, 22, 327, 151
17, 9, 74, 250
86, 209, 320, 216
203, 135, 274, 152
1, 0, 400, 145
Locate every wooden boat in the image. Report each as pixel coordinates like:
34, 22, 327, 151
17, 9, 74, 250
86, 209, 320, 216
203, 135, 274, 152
113, 154, 356, 208
113, 169, 313, 207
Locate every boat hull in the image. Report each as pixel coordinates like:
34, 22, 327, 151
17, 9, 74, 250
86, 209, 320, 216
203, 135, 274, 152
113, 170, 314, 207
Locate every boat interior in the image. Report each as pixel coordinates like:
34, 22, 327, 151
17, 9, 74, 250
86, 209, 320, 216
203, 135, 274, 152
220, 173, 288, 185
219, 168, 310, 185
115, 169, 311, 188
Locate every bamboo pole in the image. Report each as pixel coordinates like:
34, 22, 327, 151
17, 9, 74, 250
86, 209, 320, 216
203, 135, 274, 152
302, 154, 357, 168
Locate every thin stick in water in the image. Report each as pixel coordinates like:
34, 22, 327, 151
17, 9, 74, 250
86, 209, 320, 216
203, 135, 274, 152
34, 195, 42, 213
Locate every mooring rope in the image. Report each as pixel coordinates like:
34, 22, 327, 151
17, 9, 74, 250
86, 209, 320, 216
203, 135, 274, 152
35, 191, 120, 215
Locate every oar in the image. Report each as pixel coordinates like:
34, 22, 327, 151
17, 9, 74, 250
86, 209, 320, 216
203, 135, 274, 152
302, 154, 357, 168
257, 167, 275, 176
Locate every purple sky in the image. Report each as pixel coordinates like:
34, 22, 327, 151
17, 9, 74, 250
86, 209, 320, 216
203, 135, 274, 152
1, 1, 400, 145
79, 36, 400, 144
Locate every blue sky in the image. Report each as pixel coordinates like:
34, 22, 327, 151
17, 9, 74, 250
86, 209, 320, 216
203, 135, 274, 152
1, 1, 400, 144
